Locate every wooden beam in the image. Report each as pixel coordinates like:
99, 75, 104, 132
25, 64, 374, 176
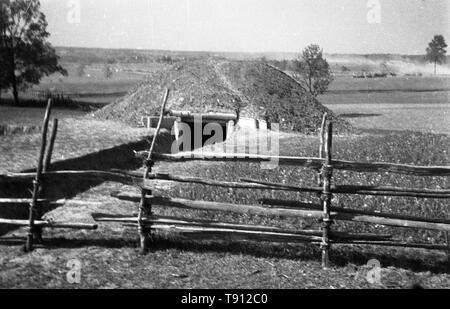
138, 151, 324, 168
112, 193, 325, 219
93, 214, 392, 242
140, 88, 170, 253
112, 194, 450, 232
332, 240, 450, 251
1, 170, 139, 185
169, 110, 237, 121
331, 160, 450, 177
43, 118, 58, 172
317, 113, 327, 187
3, 170, 448, 198
262, 199, 450, 232
321, 121, 333, 268
242, 178, 450, 199
26, 99, 52, 252
0, 218, 97, 230
0, 199, 64, 207
153, 225, 323, 243
147, 173, 320, 193
138, 152, 450, 177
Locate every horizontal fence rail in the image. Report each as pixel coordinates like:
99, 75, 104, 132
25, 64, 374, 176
113, 193, 326, 219
136, 151, 450, 177
146, 173, 450, 198
3, 170, 448, 199
261, 198, 450, 232
93, 214, 392, 242
111, 193, 450, 233
330, 240, 450, 251
0, 218, 97, 230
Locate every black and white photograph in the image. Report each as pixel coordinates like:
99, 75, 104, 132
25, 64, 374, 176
0, 0, 449, 291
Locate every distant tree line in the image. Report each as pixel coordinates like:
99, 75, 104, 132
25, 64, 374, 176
58, 48, 186, 66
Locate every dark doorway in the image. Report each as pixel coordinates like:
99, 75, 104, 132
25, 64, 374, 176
184, 120, 228, 150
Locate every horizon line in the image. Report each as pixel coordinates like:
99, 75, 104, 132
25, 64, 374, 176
53, 45, 432, 58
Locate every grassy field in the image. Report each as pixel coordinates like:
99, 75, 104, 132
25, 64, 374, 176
0, 106, 88, 126
325, 103, 450, 135
328, 75, 450, 92
0, 62, 160, 107
321, 75, 450, 104
321, 75, 450, 134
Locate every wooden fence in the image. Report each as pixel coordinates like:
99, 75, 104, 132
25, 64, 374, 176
0, 100, 98, 252
1, 92, 449, 268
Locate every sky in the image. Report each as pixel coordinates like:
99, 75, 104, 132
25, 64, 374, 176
40, 0, 450, 54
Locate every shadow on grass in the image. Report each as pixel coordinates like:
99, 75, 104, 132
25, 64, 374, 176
1, 234, 448, 274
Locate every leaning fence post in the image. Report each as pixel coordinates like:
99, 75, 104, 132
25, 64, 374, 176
138, 89, 170, 253
25, 99, 52, 252
317, 113, 327, 187
43, 119, 59, 173
321, 121, 333, 268
33, 118, 59, 243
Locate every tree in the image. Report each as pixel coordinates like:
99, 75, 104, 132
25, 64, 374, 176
425, 35, 447, 75
292, 44, 333, 98
0, 0, 66, 105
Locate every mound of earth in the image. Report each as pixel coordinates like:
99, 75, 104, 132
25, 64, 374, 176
95, 59, 352, 134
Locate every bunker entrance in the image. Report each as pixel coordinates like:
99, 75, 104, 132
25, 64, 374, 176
183, 120, 229, 150
171, 111, 237, 151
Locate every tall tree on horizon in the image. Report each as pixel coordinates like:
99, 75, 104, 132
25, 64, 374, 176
0, 0, 66, 105
425, 35, 447, 75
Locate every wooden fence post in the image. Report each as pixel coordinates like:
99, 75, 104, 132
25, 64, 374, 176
139, 89, 170, 253
25, 100, 52, 252
43, 119, 59, 173
321, 121, 333, 268
317, 113, 327, 187
138, 186, 152, 253
445, 230, 450, 262
33, 118, 59, 244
